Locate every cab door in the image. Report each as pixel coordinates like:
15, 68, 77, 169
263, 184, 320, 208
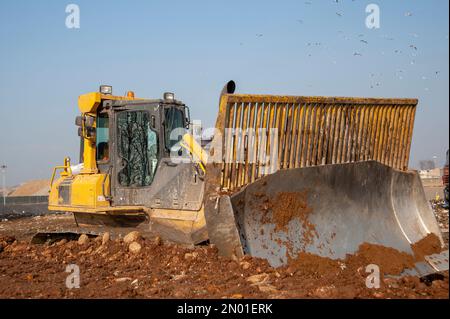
111, 104, 161, 206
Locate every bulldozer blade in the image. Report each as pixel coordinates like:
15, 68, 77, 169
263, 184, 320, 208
225, 161, 447, 275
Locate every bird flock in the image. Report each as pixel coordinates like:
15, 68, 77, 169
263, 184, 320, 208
248, 0, 444, 91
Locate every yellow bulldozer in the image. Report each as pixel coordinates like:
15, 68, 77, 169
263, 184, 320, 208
46, 81, 448, 276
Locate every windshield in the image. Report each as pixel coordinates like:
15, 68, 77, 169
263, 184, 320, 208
164, 107, 185, 150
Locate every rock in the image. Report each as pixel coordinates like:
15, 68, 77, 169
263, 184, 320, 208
231, 294, 244, 299
373, 292, 384, 298
78, 234, 89, 245
383, 278, 399, 289
184, 252, 199, 260
154, 236, 162, 246
258, 284, 278, 293
240, 261, 251, 270
115, 277, 132, 283
101, 232, 110, 245
313, 285, 336, 298
246, 273, 269, 285
172, 272, 187, 281
128, 242, 142, 254
124, 231, 141, 244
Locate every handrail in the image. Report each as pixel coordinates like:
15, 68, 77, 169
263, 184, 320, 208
50, 157, 73, 187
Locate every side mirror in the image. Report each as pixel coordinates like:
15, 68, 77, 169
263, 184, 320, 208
85, 115, 95, 128
185, 106, 191, 128
75, 116, 83, 127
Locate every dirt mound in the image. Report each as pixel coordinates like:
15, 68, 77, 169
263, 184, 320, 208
9, 180, 50, 197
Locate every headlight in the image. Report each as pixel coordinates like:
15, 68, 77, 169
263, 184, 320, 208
164, 92, 175, 101
99, 85, 113, 95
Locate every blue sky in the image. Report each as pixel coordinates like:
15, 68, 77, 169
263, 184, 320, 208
0, 0, 448, 186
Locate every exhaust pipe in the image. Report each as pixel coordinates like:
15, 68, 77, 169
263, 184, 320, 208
221, 80, 236, 96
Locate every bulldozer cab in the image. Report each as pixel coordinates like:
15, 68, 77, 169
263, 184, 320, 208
73, 89, 190, 206
102, 98, 189, 207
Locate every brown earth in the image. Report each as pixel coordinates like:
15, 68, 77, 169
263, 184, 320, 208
0, 215, 448, 299
0, 199, 448, 299
412, 233, 443, 262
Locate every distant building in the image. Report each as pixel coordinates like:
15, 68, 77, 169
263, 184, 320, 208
419, 168, 443, 187
419, 160, 436, 170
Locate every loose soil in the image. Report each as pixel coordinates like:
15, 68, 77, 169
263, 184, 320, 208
0, 198, 448, 299
0, 214, 448, 299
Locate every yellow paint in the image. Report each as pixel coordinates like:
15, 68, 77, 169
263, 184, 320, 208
48, 173, 110, 210
78, 92, 146, 114
70, 174, 110, 207
180, 133, 208, 173
78, 92, 102, 114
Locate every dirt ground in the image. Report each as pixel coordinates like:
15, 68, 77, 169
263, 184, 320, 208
0, 204, 448, 299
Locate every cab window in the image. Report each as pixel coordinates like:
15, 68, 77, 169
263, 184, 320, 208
117, 111, 158, 187
164, 107, 185, 150
96, 113, 109, 162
